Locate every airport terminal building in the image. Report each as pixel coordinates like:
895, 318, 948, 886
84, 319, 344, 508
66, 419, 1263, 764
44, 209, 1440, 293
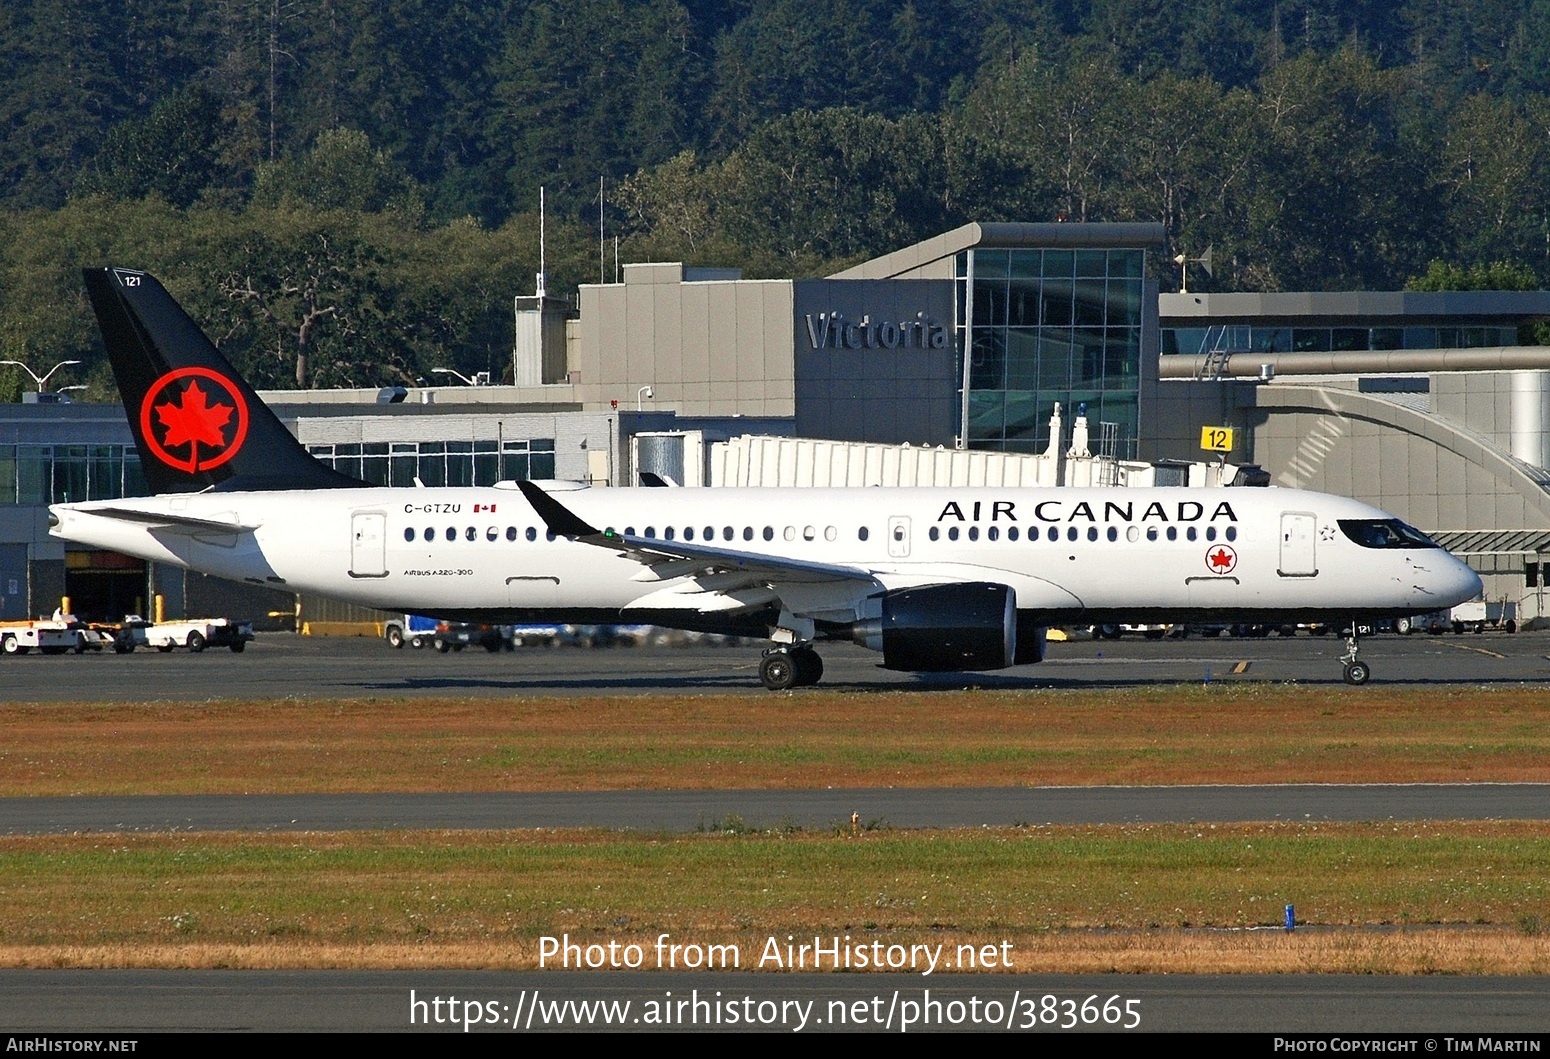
8, 221, 1550, 625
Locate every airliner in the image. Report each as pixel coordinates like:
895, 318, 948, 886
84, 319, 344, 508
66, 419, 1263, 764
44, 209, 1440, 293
48, 267, 1482, 689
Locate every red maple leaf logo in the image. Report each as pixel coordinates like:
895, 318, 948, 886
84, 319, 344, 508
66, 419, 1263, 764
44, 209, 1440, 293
1207, 546, 1237, 573
154, 382, 233, 452
139, 368, 249, 474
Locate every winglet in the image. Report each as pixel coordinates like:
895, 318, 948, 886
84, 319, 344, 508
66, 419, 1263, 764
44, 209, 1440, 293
517, 481, 601, 538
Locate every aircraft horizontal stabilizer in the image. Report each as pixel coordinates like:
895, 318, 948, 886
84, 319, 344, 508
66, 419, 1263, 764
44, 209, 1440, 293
73, 506, 259, 534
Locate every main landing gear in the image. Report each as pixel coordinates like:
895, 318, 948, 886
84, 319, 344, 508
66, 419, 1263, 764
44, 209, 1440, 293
1340, 626, 1371, 685
760, 645, 824, 690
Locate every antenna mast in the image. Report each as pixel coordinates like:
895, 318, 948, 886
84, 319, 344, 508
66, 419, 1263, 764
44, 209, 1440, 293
537, 186, 547, 298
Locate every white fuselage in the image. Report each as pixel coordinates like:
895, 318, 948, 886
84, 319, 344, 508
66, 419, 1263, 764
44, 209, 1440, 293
49, 483, 1483, 635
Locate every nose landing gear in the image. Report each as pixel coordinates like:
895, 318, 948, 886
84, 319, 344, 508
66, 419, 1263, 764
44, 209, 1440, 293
760, 645, 824, 690
1341, 626, 1371, 685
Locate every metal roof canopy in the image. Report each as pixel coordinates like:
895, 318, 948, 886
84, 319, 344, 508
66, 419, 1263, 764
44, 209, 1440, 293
1430, 530, 1550, 555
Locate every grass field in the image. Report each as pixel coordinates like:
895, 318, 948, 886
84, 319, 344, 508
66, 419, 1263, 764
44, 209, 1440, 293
0, 823, 1547, 972
1, 684, 1547, 794
2, 683, 1546, 973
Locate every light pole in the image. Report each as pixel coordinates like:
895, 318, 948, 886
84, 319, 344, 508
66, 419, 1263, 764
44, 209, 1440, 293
0, 359, 81, 393
432, 367, 476, 386
431, 367, 490, 386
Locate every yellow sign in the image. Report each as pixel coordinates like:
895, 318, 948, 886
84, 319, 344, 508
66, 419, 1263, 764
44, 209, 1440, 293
1200, 426, 1234, 452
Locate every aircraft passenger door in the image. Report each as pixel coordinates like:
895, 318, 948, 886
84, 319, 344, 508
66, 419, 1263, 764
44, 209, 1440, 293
887, 516, 911, 558
349, 511, 388, 578
1278, 511, 1318, 577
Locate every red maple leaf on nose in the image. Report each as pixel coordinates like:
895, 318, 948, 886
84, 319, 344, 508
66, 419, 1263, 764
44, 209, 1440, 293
1208, 548, 1234, 570
154, 382, 233, 451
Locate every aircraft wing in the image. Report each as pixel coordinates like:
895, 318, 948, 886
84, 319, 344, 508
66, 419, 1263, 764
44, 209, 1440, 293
69, 506, 260, 534
517, 481, 879, 615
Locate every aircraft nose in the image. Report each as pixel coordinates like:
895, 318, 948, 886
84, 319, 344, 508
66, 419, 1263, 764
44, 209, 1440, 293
1448, 554, 1484, 604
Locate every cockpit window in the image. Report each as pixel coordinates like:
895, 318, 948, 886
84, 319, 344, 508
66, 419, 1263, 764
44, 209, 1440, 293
1337, 518, 1438, 549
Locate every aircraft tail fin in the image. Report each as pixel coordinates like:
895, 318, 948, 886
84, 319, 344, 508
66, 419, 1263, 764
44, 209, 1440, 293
83, 267, 362, 494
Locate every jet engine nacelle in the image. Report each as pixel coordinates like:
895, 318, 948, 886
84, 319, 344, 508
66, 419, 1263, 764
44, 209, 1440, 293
851, 582, 1018, 672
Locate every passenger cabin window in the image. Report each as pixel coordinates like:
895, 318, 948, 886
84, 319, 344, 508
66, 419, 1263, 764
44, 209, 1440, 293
1338, 519, 1437, 549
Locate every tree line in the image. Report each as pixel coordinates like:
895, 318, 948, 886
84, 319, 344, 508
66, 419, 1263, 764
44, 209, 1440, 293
6, 1, 1550, 394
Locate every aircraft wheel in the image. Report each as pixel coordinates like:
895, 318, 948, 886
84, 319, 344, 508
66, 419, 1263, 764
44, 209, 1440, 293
1342, 661, 1371, 686
792, 647, 824, 686
760, 651, 798, 691
186, 632, 206, 653
386, 627, 404, 648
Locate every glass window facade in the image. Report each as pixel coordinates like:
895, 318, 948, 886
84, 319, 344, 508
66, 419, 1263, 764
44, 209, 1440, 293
307, 438, 556, 486
1162, 324, 1522, 356
959, 247, 1146, 458
0, 444, 146, 505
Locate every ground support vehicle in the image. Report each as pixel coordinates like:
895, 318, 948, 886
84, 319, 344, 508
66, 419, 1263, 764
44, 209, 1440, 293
115, 617, 255, 653
430, 621, 507, 653
383, 614, 439, 649
0, 620, 82, 655
1449, 598, 1517, 634
383, 615, 510, 652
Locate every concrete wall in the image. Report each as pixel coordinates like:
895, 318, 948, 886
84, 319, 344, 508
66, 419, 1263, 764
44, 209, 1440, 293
575, 264, 797, 417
